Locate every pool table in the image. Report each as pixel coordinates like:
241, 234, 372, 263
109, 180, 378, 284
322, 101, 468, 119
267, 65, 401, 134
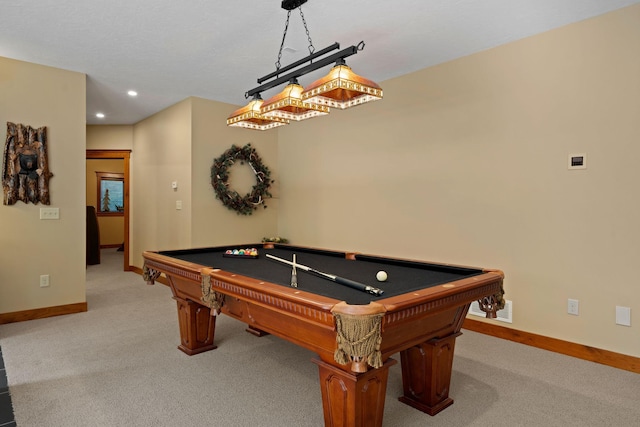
142, 243, 504, 427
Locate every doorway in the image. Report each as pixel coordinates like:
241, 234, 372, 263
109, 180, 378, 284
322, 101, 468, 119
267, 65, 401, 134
86, 150, 131, 271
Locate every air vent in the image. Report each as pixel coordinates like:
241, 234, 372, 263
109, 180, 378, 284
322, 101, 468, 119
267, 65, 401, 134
468, 299, 512, 323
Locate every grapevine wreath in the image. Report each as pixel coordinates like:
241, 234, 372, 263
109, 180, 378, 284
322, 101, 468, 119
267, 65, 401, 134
210, 144, 273, 215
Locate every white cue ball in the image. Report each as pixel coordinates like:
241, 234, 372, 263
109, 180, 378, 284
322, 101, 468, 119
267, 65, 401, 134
376, 271, 388, 282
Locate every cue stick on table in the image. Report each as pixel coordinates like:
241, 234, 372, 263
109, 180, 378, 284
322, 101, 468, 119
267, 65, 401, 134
266, 254, 384, 296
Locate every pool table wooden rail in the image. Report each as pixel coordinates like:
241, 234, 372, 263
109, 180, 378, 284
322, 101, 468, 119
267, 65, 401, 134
142, 249, 503, 367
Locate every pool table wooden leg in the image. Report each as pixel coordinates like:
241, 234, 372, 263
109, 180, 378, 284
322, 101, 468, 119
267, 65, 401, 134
174, 296, 217, 355
313, 357, 397, 427
398, 332, 462, 415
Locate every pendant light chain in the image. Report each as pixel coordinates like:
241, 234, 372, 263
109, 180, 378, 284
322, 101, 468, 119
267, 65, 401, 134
298, 7, 315, 55
275, 6, 316, 71
275, 10, 292, 70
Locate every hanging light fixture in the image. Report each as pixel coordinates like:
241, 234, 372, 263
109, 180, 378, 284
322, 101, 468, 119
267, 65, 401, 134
302, 53, 383, 109
227, 0, 382, 130
261, 78, 329, 121
226, 95, 289, 130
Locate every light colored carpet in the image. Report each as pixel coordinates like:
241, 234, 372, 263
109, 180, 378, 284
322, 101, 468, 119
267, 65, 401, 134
0, 249, 638, 426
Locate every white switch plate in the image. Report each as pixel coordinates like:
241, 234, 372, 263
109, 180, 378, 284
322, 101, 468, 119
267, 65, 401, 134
40, 207, 59, 219
40, 274, 50, 287
176, 200, 182, 210
615, 306, 631, 326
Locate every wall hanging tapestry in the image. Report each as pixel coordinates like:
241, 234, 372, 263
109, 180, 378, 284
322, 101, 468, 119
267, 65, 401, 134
211, 143, 273, 215
2, 122, 53, 205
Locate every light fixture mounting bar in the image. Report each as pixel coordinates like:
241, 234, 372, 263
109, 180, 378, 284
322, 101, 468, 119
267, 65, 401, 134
246, 44, 360, 98
282, 0, 308, 11
257, 42, 340, 84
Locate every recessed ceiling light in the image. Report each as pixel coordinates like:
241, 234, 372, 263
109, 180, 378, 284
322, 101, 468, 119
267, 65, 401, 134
96, 113, 105, 118
127, 90, 138, 97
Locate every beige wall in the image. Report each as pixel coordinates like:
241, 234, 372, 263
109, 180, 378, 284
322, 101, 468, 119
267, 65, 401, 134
130, 98, 193, 266
277, 6, 640, 357
86, 125, 133, 150
190, 97, 278, 248
86, 159, 125, 246
127, 97, 278, 267
0, 57, 86, 313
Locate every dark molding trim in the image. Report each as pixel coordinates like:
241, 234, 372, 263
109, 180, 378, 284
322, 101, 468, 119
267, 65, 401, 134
463, 318, 640, 374
0, 302, 87, 325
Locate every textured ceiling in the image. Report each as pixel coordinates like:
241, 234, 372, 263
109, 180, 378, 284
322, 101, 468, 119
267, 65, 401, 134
1, 0, 638, 125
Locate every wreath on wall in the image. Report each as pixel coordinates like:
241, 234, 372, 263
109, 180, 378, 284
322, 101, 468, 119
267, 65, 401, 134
210, 144, 273, 215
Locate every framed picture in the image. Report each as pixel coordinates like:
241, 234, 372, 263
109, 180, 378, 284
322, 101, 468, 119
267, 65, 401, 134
96, 172, 124, 216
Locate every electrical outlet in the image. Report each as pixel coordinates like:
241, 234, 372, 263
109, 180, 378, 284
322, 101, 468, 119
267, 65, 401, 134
616, 306, 631, 326
40, 274, 50, 287
568, 299, 579, 315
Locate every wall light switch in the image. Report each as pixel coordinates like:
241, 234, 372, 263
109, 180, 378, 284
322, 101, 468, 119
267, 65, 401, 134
40, 207, 60, 219
40, 274, 50, 287
176, 200, 182, 210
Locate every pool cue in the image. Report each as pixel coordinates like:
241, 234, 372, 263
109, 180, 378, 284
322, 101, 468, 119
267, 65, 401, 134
266, 254, 384, 296
290, 254, 298, 288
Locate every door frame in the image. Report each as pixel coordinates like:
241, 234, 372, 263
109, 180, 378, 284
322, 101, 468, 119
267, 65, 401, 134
86, 149, 131, 271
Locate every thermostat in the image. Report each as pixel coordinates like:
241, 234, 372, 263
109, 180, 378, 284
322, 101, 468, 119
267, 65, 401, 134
568, 153, 586, 170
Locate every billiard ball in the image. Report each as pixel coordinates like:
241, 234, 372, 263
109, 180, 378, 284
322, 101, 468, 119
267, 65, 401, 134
376, 271, 388, 282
